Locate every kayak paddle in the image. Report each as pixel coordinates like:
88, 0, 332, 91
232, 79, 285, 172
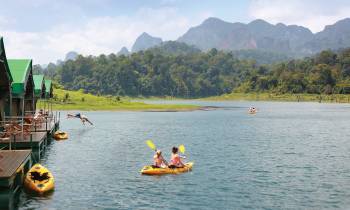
179, 144, 185, 154
179, 144, 187, 159
146, 139, 156, 151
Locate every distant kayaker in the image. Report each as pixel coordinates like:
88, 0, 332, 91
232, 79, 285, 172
153, 150, 167, 168
168, 147, 185, 168
67, 113, 93, 125
248, 107, 257, 113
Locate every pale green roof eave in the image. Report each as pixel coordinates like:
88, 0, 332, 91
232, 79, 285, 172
44, 79, 53, 97
33, 74, 45, 97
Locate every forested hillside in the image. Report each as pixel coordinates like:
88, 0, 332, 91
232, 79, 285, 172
37, 47, 350, 97
236, 49, 350, 94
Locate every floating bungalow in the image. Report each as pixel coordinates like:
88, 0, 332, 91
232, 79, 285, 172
7, 59, 35, 116
33, 74, 46, 110
0, 37, 60, 208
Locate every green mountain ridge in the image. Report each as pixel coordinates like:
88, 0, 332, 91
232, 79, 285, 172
37, 47, 350, 98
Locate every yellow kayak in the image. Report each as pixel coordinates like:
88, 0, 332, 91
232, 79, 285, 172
54, 131, 68, 140
141, 162, 194, 175
24, 164, 54, 194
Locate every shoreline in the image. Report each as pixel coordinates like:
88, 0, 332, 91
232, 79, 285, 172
41, 89, 350, 112
40, 89, 201, 112
134, 93, 350, 104
202, 93, 350, 104
44, 105, 223, 112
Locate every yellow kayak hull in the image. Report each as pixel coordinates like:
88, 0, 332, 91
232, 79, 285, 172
54, 131, 68, 140
24, 164, 54, 194
141, 162, 194, 175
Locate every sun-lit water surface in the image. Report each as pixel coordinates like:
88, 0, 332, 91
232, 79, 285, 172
16, 101, 350, 210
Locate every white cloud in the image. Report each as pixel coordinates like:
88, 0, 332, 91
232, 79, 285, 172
249, 0, 350, 32
1, 7, 209, 64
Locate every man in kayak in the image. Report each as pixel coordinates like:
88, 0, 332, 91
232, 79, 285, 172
67, 113, 93, 125
168, 147, 185, 168
153, 150, 168, 168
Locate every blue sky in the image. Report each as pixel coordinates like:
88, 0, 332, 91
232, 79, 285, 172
0, 0, 350, 64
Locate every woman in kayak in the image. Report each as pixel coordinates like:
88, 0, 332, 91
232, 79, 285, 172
153, 150, 167, 168
168, 147, 185, 168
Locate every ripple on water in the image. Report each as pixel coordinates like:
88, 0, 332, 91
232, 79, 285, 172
15, 102, 350, 210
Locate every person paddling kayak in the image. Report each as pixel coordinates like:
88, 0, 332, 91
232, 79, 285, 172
168, 147, 185, 168
67, 113, 93, 125
153, 150, 168, 168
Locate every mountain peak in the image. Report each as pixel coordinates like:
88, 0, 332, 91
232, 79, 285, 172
201, 17, 233, 27
249, 19, 271, 26
131, 32, 162, 52
117, 47, 129, 56
276, 23, 287, 27
203, 17, 225, 24
139, 32, 152, 38
65, 51, 78, 61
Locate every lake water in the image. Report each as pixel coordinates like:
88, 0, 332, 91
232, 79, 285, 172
16, 101, 350, 210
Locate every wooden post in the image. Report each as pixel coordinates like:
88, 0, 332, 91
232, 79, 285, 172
30, 133, 33, 150
9, 93, 12, 116
21, 98, 24, 140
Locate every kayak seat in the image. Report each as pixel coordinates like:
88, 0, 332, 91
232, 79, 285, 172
30, 172, 50, 182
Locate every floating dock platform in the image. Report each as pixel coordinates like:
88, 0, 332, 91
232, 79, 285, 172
0, 116, 60, 208
0, 121, 59, 162
0, 150, 32, 209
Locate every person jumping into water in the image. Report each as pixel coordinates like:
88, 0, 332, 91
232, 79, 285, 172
67, 113, 93, 125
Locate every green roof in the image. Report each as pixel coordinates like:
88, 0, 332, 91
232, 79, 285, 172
0, 37, 12, 82
45, 79, 53, 98
8, 59, 33, 96
33, 74, 45, 97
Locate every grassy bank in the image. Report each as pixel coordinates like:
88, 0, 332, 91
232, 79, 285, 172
205, 92, 350, 103
37, 89, 199, 111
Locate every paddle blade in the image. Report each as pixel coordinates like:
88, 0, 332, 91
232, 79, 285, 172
146, 140, 156, 151
179, 144, 185, 154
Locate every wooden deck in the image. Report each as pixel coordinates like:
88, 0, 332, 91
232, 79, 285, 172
9, 131, 46, 143
0, 150, 32, 209
0, 120, 56, 146
0, 150, 31, 187
0, 150, 31, 179
0, 119, 59, 163
31, 120, 56, 132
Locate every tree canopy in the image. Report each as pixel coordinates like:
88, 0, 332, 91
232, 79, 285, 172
39, 47, 350, 97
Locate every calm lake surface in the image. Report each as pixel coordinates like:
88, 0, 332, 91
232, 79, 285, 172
17, 101, 350, 210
